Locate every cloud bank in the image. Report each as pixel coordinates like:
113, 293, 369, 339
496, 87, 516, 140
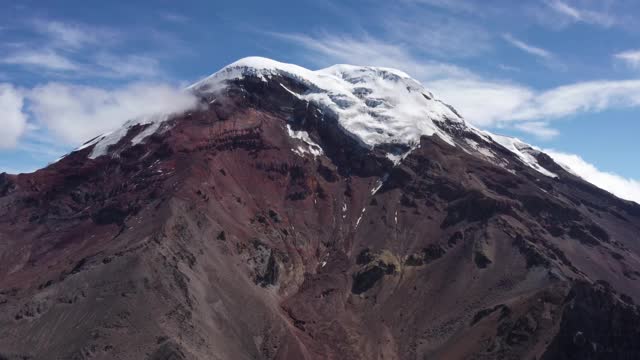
547, 150, 640, 204
28, 83, 198, 144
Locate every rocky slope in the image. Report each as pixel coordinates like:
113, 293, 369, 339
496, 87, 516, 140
1, 58, 640, 360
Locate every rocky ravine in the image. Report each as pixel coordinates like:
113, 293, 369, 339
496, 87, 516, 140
1, 58, 640, 360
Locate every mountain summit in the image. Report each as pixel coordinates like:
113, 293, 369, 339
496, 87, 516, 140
1, 57, 640, 359
85, 57, 558, 177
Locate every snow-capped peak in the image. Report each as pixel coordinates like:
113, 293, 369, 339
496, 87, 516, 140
192, 57, 464, 155
192, 57, 558, 177
75, 56, 558, 179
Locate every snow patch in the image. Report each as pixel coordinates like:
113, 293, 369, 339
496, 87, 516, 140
371, 180, 383, 195
286, 124, 323, 157
489, 133, 557, 178
87, 115, 169, 159
279, 83, 301, 98
355, 208, 366, 228
465, 138, 495, 159
371, 173, 389, 195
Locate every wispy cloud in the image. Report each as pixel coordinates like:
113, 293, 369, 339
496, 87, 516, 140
2, 48, 163, 79
2, 49, 81, 71
546, 150, 640, 204
511, 80, 640, 121
385, 15, 492, 58
498, 64, 520, 72
428, 78, 535, 127
614, 49, 640, 69
403, 0, 477, 13
1, 18, 168, 79
513, 122, 559, 140
544, 0, 617, 28
271, 32, 472, 80
502, 33, 553, 60
32, 19, 119, 50
445, 78, 640, 128
94, 53, 162, 78
438, 78, 640, 134
161, 13, 190, 24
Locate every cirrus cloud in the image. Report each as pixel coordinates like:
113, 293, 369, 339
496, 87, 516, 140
2, 49, 81, 72
502, 33, 553, 60
543, 0, 618, 28
1, 18, 167, 79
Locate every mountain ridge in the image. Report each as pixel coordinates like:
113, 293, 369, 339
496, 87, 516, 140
68, 57, 565, 182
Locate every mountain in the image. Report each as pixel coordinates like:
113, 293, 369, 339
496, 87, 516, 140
1, 57, 640, 360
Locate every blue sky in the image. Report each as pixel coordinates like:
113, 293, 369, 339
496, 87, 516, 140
1, 0, 639, 200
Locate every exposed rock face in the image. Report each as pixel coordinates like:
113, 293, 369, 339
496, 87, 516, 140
1, 61, 640, 359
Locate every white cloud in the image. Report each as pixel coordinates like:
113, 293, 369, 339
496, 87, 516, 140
544, 0, 617, 28
32, 19, 117, 50
2, 49, 81, 71
0, 84, 27, 148
614, 49, 640, 69
511, 80, 640, 121
427, 78, 535, 126
28, 83, 199, 144
404, 0, 476, 13
1, 19, 165, 79
161, 13, 190, 23
513, 122, 559, 140
546, 0, 580, 19
94, 54, 162, 78
546, 150, 640, 204
431, 77, 640, 142
2, 49, 162, 78
272, 32, 473, 80
502, 34, 553, 59
385, 16, 492, 58
443, 78, 640, 127
498, 64, 521, 72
